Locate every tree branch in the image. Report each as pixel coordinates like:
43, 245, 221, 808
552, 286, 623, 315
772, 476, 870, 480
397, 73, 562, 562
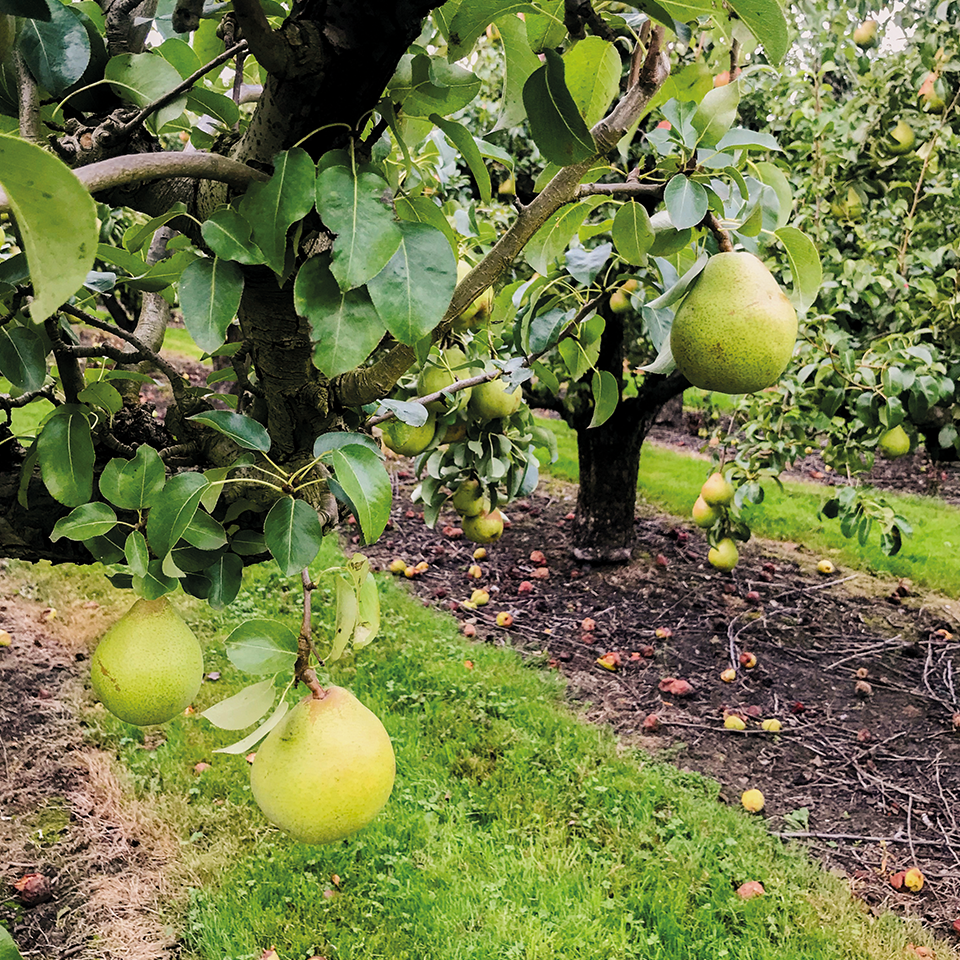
15, 53, 40, 144
0, 153, 268, 213
232, 0, 292, 78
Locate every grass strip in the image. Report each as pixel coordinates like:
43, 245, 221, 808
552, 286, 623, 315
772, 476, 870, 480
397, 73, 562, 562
536, 418, 960, 596
30, 546, 938, 960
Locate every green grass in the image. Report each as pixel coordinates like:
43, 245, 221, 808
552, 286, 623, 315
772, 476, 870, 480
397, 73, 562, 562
537, 417, 960, 596
15, 547, 940, 960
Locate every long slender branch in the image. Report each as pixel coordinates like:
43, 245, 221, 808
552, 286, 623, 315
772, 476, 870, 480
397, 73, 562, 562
117, 41, 249, 138
575, 182, 664, 199
0, 153, 268, 213
334, 27, 670, 408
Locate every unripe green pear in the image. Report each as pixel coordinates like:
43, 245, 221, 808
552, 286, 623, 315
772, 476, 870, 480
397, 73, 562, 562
700, 472, 734, 507
886, 120, 915, 155
878, 424, 910, 458
251, 688, 396, 845
453, 261, 494, 330
670, 252, 797, 395
609, 279, 638, 314
417, 347, 469, 411
90, 597, 204, 726
452, 479, 488, 517
708, 537, 739, 571
469, 378, 522, 420
692, 495, 720, 528
853, 19, 879, 49
462, 508, 505, 544
380, 413, 436, 457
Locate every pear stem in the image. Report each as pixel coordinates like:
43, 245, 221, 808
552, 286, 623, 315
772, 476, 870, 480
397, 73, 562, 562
295, 567, 326, 699
705, 212, 733, 253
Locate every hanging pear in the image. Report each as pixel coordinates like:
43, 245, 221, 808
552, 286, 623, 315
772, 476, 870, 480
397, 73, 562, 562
670, 252, 797, 395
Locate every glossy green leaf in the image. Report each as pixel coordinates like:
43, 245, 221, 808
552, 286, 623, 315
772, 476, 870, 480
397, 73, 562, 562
588, 369, 619, 429
367, 221, 457, 346
0, 135, 97, 323
315, 166, 402, 291
725, 0, 788, 64
202, 677, 276, 730
389, 54, 481, 118
692, 82, 740, 148
328, 445, 392, 544
225, 619, 299, 674
104, 52, 187, 131
122, 207, 186, 254
395, 195, 457, 253
775, 226, 822, 315
525, 197, 604, 275
314, 432, 384, 458
201, 208, 263, 265
18, 2, 90, 95
612, 202, 654, 265
564, 37, 620, 127
263, 497, 324, 576
327, 574, 359, 663
182, 510, 227, 551
754, 161, 792, 229
525, 0, 566, 52
77, 381, 122, 416
124, 530, 149, 578
205, 552, 244, 609
186, 87, 239, 128
523, 51, 595, 167
294, 255, 385, 378
179, 257, 244, 354
446, 0, 532, 59
0, 924, 25, 960
133, 559, 179, 600
146, 471, 209, 559
490, 11, 541, 132
50, 502, 117, 542
37, 406, 94, 507
664, 175, 708, 230
187, 410, 271, 453
99, 444, 165, 511
0, 323, 45, 392
238, 148, 316, 275
716, 129, 780, 152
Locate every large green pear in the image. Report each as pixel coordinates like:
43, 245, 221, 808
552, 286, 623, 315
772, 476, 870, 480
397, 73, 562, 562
380, 413, 436, 457
90, 597, 204, 726
417, 346, 469, 411
469, 378, 522, 420
670, 252, 797, 395
250, 688, 396, 845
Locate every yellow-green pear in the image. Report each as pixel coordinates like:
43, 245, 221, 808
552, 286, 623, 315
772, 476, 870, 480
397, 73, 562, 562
708, 537, 739, 571
469, 378, 522, 420
453, 261, 494, 330
90, 597, 204, 726
886, 120, 915, 155
853, 19, 879, 49
380, 413, 436, 457
878, 424, 910, 458
417, 346, 469, 411
701, 472, 734, 507
692, 495, 720, 528
452, 479, 488, 517
462, 508, 505, 544
670, 252, 797, 395
251, 688, 396, 845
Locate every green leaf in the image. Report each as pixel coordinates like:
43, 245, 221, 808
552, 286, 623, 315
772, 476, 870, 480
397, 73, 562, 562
588, 369, 619, 429
754, 161, 792, 229
77, 381, 122, 416
37, 406, 94, 507
225, 619, 298, 674
186, 87, 239, 128
447, 0, 532, 59
105, 52, 187, 131
133, 559, 179, 600
389, 54, 481, 118
263, 497, 324, 576
563, 37, 620, 127
122, 203, 188, 253
692, 82, 740, 148
201, 208, 264, 265
395, 195, 457, 253
524, 197, 605, 275
328, 445, 392, 544
664, 175, 708, 230
327, 573, 359, 663
238, 148, 316, 275
315, 166, 402, 291
523, 51, 595, 167
202, 677, 276, 730
490, 11, 541, 132
430, 114, 491, 202
314, 431, 384, 458
179, 257, 244, 354
716, 129, 780, 152
725, 0, 788, 65
525, 0, 566, 52
212, 700, 289, 755
354, 572, 380, 648
146, 471, 209, 559
612, 202, 654, 265
0, 925, 25, 960
0, 135, 97, 323
367, 221, 457, 346
0, 323, 45, 392
99, 444, 165, 510
294, 255, 386, 378
187, 410, 271, 453
182, 510, 227, 550
774, 226, 822, 315
124, 530, 149, 578
205, 552, 244, 609
50, 502, 117, 542
18, 3, 90, 96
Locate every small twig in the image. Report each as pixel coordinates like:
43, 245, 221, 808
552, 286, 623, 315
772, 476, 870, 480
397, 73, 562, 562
15, 53, 41, 144
575, 181, 664, 200
295, 568, 325, 699
706, 211, 734, 253
775, 830, 946, 847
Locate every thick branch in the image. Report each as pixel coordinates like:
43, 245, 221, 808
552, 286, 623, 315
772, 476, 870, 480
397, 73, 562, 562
15, 53, 40, 144
232, 0, 292, 78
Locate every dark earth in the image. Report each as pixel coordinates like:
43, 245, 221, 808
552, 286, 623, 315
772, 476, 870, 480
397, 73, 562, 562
2, 376, 960, 957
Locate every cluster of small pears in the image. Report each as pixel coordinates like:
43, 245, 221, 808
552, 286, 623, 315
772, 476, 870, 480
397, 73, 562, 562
90, 598, 395, 846
692, 472, 741, 571
451, 477, 504, 544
